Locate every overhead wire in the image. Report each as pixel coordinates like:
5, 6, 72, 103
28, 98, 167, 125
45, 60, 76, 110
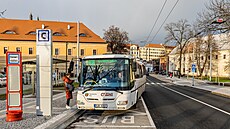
145, 0, 168, 44
150, 0, 180, 43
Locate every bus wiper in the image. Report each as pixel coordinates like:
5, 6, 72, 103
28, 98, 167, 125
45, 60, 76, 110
82, 86, 93, 94
82, 86, 103, 94
111, 88, 123, 94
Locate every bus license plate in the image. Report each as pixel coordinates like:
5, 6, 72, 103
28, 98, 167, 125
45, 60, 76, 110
94, 104, 108, 108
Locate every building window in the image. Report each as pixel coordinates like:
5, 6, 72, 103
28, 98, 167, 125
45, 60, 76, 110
4, 47, 8, 54
68, 49, 72, 55
93, 49, 97, 55
201, 56, 203, 60
81, 49, 84, 56
55, 48, 59, 55
223, 54, 226, 59
29, 48, 33, 54
27, 31, 36, 35
215, 55, 218, 59
3, 30, 16, 35
16, 47, 21, 52
79, 33, 86, 37
53, 32, 63, 36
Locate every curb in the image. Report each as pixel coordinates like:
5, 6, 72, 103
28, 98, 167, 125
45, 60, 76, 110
211, 91, 230, 99
207, 82, 230, 86
34, 106, 84, 129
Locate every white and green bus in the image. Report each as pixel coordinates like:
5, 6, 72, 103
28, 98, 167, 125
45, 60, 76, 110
77, 54, 146, 110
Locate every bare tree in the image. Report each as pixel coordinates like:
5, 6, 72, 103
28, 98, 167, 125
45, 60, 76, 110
194, 35, 218, 77
103, 25, 129, 54
195, 0, 230, 78
0, 9, 6, 18
196, 0, 230, 34
165, 19, 194, 77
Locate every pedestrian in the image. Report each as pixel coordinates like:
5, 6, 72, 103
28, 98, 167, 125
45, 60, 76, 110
116, 71, 124, 82
170, 72, 173, 78
62, 73, 74, 109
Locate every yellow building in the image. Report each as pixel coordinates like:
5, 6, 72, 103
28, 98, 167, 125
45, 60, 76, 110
0, 18, 107, 75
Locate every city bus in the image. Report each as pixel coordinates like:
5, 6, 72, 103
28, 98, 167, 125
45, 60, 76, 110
76, 54, 146, 110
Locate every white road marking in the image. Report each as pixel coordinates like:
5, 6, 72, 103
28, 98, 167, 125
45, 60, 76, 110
128, 110, 147, 115
148, 79, 230, 116
141, 96, 156, 127
72, 125, 154, 128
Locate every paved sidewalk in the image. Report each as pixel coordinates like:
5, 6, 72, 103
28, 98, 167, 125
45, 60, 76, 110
150, 74, 230, 98
0, 90, 79, 129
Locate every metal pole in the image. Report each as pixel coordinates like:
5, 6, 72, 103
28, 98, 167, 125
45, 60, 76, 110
192, 42, 195, 86
209, 45, 212, 81
76, 21, 80, 82
66, 43, 68, 73
130, 42, 131, 55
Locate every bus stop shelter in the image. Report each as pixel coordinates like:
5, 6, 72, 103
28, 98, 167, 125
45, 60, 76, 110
22, 58, 69, 95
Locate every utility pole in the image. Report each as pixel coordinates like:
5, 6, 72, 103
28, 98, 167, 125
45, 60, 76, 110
192, 41, 195, 86
66, 43, 68, 73
130, 42, 131, 55
209, 45, 212, 81
76, 21, 80, 82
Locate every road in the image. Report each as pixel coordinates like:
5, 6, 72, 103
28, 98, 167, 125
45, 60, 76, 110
143, 75, 230, 129
67, 75, 230, 129
67, 97, 156, 128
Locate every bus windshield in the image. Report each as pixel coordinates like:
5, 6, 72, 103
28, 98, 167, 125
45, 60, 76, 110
80, 58, 130, 89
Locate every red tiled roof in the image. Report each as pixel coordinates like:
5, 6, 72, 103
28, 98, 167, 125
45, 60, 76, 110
0, 18, 105, 43
145, 43, 163, 48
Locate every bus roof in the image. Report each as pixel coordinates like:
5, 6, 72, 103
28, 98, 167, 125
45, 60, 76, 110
82, 54, 133, 60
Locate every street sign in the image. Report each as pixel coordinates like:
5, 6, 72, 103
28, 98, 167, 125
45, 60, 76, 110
192, 64, 196, 73
6, 52, 23, 122
36, 29, 53, 116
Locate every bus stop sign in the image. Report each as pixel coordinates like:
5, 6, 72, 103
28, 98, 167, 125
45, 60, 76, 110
6, 52, 23, 122
192, 64, 196, 73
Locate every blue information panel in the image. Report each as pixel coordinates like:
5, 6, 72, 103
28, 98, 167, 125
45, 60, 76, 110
192, 64, 196, 73
8, 53, 20, 64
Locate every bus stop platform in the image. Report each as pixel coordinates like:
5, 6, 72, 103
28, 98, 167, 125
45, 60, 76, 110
0, 90, 79, 129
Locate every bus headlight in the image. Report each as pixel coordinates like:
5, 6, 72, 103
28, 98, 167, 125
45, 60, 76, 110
117, 101, 128, 105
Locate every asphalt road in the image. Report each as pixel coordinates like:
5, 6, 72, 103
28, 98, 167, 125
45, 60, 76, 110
143, 75, 230, 129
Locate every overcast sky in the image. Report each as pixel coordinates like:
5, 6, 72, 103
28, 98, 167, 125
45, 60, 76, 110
1, 0, 211, 46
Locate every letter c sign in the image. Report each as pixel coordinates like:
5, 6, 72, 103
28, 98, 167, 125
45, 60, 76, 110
38, 30, 50, 42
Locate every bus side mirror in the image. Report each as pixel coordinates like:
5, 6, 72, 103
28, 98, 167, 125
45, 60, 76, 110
132, 62, 137, 72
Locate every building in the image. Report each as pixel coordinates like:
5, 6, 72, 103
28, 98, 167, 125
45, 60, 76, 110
169, 33, 230, 78
128, 44, 139, 58
159, 45, 175, 74
0, 18, 107, 77
138, 43, 175, 73
139, 44, 166, 61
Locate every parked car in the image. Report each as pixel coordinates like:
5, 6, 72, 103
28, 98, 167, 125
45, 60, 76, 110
0, 74, 6, 87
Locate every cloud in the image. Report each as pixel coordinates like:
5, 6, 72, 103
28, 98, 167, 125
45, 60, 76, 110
1, 0, 210, 45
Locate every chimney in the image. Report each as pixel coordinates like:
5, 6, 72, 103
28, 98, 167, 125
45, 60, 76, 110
42, 24, 45, 29
29, 13, 33, 20
67, 25, 71, 30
